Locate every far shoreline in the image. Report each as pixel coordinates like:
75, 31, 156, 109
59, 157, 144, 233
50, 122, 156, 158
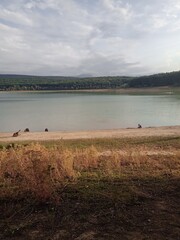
0, 86, 180, 94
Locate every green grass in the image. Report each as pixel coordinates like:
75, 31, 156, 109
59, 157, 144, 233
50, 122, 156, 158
1, 135, 180, 151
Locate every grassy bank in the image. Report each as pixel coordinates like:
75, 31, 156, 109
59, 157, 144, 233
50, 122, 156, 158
0, 137, 180, 239
1, 135, 180, 150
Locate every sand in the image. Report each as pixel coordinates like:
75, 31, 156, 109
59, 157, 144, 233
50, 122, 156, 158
0, 126, 180, 142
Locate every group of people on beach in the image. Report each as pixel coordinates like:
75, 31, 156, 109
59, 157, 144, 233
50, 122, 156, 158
12, 124, 142, 137
12, 128, 49, 137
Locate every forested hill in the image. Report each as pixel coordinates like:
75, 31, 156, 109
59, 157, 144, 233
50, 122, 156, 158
0, 71, 180, 90
0, 75, 133, 90
128, 71, 180, 87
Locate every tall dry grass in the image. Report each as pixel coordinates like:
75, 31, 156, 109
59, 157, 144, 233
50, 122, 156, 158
0, 144, 75, 202
0, 143, 179, 203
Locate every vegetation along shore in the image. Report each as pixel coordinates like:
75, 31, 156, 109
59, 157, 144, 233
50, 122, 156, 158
0, 70, 180, 91
0, 126, 180, 239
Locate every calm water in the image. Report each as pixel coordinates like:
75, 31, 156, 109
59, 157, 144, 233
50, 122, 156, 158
0, 91, 180, 132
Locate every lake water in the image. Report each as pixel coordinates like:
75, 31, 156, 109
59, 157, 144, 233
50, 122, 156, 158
0, 91, 180, 132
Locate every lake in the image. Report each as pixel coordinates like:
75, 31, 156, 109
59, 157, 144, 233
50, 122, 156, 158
0, 91, 180, 132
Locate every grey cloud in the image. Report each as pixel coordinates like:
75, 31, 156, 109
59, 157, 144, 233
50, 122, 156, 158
76, 55, 144, 76
0, 0, 180, 76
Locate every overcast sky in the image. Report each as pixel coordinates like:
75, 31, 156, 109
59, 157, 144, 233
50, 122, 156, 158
0, 0, 180, 76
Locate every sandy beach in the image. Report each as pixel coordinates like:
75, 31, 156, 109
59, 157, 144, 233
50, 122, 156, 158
0, 125, 180, 142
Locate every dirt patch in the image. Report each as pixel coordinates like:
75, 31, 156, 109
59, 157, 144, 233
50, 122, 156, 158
0, 178, 179, 240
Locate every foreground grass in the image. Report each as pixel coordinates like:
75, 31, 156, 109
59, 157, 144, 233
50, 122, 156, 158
1, 135, 180, 150
0, 137, 179, 239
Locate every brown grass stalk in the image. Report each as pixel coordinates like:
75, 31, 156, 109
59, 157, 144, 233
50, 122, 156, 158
0, 143, 179, 203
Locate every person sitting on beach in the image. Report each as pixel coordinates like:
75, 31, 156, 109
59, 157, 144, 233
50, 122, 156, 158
13, 130, 21, 137
45, 128, 48, 132
24, 128, 30, 132
138, 124, 142, 129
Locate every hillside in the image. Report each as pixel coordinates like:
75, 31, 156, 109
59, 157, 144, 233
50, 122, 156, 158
0, 70, 180, 90
128, 71, 180, 87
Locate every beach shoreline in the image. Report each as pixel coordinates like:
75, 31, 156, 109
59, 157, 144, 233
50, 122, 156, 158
0, 86, 180, 94
0, 125, 179, 142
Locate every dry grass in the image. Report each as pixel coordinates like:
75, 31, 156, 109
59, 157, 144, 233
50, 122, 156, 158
0, 143, 179, 203
0, 144, 75, 203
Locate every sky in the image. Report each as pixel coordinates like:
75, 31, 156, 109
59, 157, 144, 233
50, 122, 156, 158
0, 0, 180, 76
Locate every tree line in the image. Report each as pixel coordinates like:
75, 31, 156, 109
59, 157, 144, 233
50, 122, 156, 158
0, 71, 179, 91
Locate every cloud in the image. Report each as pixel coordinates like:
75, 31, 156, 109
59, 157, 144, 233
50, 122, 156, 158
0, 6, 33, 27
102, 0, 133, 21
0, 0, 180, 76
